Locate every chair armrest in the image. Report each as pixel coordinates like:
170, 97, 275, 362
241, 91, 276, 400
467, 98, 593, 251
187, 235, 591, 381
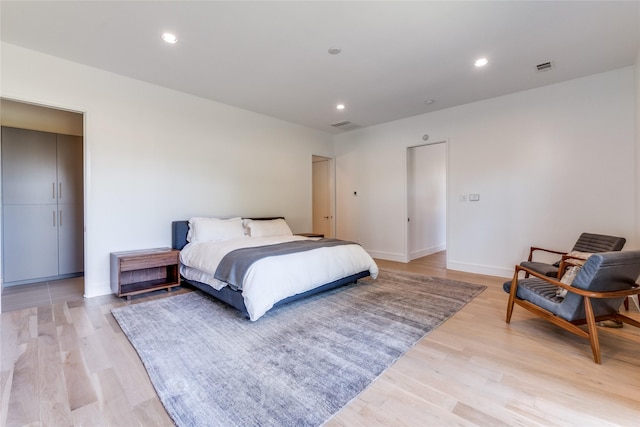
514, 265, 640, 299
528, 246, 567, 262
516, 264, 565, 286
558, 254, 590, 278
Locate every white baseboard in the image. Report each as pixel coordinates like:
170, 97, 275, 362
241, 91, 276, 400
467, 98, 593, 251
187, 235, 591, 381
83, 282, 112, 299
446, 261, 512, 279
364, 248, 514, 278
409, 244, 446, 261
367, 250, 407, 263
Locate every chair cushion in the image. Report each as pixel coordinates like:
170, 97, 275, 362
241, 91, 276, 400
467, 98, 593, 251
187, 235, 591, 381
503, 278, 565, 314
572, 233, 625, 253
519, 261, 559, 277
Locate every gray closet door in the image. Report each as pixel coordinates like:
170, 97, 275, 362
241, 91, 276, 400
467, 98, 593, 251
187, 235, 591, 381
2, 127, 84, 284
58, 203, 84, 275
56, 134, 83, 204
2, 204, 59, 282
1, 127, 57, 205
56, 134, 84, 275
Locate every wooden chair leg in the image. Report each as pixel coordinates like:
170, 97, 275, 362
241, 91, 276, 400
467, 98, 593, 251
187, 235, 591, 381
506, 273, 518, 323
583, 297, 601, 364
623, 297, 629, 311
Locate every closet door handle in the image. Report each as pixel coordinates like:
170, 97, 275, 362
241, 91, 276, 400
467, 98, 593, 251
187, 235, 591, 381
59, 210, 63, 227
52, 182, 56, 199
59, 183, 63, 199
53, 210, 56, 227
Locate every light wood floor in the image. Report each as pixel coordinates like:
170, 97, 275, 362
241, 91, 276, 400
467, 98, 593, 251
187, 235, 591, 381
1, 276, 84, 312
1, 252, 639, 426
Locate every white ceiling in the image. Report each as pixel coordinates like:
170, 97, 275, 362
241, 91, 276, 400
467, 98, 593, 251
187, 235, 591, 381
1, 1, 639, 134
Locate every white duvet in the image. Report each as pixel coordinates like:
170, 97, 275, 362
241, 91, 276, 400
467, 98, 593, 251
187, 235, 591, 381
180, 235, 379, 321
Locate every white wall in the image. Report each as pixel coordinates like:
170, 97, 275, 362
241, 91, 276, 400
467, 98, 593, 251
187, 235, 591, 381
0, 42, 334, 299
335, 67, 636, 277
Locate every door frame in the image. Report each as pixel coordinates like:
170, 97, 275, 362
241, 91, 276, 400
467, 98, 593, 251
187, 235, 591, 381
405, 139, 449, 263
0, 96, 87, 306
311, 154, 335, 238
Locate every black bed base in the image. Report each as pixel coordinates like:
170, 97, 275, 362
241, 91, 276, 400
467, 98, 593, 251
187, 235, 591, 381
172, 220, 370, 318
182, 270, 370, 319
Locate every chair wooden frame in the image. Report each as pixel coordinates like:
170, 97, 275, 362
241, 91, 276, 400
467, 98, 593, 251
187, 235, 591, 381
526, 246, 566, 265
523, 246, 565, 276
506, 265, 640, 364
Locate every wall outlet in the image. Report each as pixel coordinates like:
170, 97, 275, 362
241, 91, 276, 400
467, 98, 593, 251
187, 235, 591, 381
469, 193, 480, 201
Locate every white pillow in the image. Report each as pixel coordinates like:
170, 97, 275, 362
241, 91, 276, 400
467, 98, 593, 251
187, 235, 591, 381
246, 218, 293, 238
187, 217, 246, 243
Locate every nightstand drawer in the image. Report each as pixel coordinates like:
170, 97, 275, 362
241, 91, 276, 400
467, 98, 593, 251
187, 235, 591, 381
120, 251, 178, 271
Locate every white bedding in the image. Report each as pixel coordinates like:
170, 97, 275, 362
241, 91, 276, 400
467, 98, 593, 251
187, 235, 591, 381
180, 236, 379, 321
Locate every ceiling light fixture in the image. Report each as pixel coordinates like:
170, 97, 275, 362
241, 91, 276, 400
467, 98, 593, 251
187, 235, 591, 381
424, 99, 436, 105
328, 47, 342, 55
336, 104, 345, 110
474, 57, 488, 67
162, 32, 178, 44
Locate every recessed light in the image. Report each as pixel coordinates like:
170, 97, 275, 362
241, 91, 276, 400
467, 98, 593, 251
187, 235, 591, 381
328, 47, 342, 55
474, 57, 488, 67
424, 99, 436, 105
336, 104, 345, 110
162, 33, 178, 44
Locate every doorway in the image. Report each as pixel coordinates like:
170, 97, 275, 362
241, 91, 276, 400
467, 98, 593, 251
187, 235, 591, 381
312, 155, 334, 238
406, 142, 447, 261
0, 98, 85, 311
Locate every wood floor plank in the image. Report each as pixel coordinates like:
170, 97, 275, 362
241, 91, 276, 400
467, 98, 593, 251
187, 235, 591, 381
38, 321, 74, 426
5, 339, 39, 426
71, 401, 106, 427
132, 397, 174, 426
52, 301, 73, 326
57, 323, 80, 353
79, 332, 112, 374
452, 401, 512, 427
61, 346, 98, 411
1, 369, 12, 427
93, 321, 158, 407
95, 368, 142, 426
69, 306, 96, 339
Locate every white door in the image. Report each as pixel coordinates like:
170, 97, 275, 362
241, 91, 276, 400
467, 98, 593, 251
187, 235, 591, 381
407, 143, 447, 261
312, 157, 333, 238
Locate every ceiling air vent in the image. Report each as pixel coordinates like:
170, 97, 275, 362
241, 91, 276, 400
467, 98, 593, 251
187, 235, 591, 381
330, 121, 362, 131
535, 61, 554, 72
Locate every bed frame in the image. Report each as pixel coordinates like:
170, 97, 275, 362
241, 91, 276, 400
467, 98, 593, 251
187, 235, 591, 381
171, 220, 370, 318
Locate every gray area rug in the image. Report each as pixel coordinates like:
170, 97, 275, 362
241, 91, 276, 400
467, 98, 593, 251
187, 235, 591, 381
111, 270, 485, 427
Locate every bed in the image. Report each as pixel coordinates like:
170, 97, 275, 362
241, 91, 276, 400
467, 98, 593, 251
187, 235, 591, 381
172, 217, 379, 320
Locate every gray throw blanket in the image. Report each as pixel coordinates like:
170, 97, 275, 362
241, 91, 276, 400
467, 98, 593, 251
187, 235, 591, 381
214, 239, 356, 290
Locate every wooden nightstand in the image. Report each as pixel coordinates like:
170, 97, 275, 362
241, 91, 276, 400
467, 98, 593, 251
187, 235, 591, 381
111, 248, 180, 299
